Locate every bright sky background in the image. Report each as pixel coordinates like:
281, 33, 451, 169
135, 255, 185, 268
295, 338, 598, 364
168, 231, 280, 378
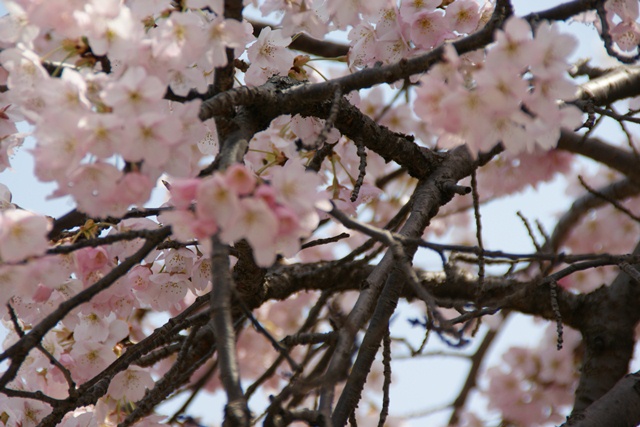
0, 1, 636, 426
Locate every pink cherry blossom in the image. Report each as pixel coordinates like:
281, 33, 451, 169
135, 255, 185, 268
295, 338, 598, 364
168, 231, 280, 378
474, 60, 530, 113
102, 66, 166, 115
73, 311, 113, 343
0, 133, 23, 172
79, 4, 142, 59
168, 66, 209, 96
64, 163, 122, 214
0, 1, 632, 426
106, 171, 155, 208
246, 27, 294, 85
445, 0, 481, 34
190, 256, 212, 292
162, 248, 196, 275
185, 0, 224, 13
413, 74, 455, 129
0, 2, 39, 45
107, 218, 162, 261
268, 160, 324, 216
196, 174, 240, 230
221, 197, 279, 266
610, 20, 640, 51
107, 366, 155, 402
605, 0, 639, 20
398, 0, 441, 24
40, 68, 91, 113
0, 397, 51, 427
68, 341, 118, 382
224, 163, 257, 196
489, 16, 535, 73
73, 247, 112, 285
201, 16, 253, 70
168, 178, 200, 209
116, 112, 182, 166
144, 272, 190, 311
0, 264, 26, 305
79, 112, 123, 159
281, 9, 327, 39
290, 115, 340, 148
375, 26, 411, 65
159, 209, 202, 242
410, 10, 453, 49
272, 205, 303, 257
0, 47, 49, 90
531, 21, 578, 77
348, 23, 378, 68
59, 410, 95, 427
128, 264, 154, 293
0, 209, 51, 262
152, 11, 207, 67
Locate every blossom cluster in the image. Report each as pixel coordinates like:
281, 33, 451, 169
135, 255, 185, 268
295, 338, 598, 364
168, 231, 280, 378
348, 0, 485, 68
483, 324, 582, 426
0, 228, 172, 424
161, 162, 326, 266
0, 1, 255, 218
413, 16, 583, 154
0, 220, 329, 426
605, 0, 640, 52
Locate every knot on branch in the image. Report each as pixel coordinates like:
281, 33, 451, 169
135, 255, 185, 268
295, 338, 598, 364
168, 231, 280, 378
440, 180, 472, 199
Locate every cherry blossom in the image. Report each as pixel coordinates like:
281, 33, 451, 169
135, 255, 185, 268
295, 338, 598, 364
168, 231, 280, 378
68, 340, 118, 383
609, 20, 640, 51
410, 10, 454, 49
196, 174, 240, 231
445, 0, 481, 34
488, 16, 535, 73
0, 47, 49, 90
0, 397, 50, 427
78, 4, 141, 59
0, 209, 51, 262
0, 2, 39, 45
107, 366, 155, 402
398, 0, 441, 24
605, 0, 639, 21
201, 15, 253, 70
102, 66, 166, 115
245, 27, 294, 85
152, 11, 207, 68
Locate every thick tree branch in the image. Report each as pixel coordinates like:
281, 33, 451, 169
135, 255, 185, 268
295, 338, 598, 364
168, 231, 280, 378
564, 371, 640, 427
569, 240, 640, 417
577, 66, 640, 106
209, 236, 250, 426
557, 131, 640, 183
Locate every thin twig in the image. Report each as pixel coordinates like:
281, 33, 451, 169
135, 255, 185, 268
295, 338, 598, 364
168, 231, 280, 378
470, 170, 485, 291
351, 141, 367, 202
377, 328, 391, 427
549, 279, 564, 350
578, 176, 640, 223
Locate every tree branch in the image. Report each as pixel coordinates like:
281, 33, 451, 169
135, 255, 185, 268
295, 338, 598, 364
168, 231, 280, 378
209, 236, 250, 426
